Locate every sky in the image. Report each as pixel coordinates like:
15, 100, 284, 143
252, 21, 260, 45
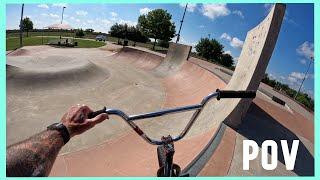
6, 3, 314, 98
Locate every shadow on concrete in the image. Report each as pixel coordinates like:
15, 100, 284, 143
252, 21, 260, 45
237, 103, 314, 176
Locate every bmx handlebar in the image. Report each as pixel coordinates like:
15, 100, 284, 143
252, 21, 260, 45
216, 89, 256, 100
88, 89, 256, 145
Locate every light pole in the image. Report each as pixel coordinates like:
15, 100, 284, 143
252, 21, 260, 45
294, 56, 313, 100
60, 6, 66, 41
176, 3, 188, 43
61, 6, 66, 24
19, 4, 24, 48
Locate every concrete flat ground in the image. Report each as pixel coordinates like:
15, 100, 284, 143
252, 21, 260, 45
6, 44, 314, 176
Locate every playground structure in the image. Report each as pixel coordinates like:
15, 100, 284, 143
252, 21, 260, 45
6, 4, 314, 176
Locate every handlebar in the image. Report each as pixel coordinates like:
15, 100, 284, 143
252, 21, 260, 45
88, 89, 256, 145
216, 89, 256, 100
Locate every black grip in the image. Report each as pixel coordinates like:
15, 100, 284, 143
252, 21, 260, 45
216, 89, 256, 100
88, 107, 107, 119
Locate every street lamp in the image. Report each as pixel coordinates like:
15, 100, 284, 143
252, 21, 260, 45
294, 56, 314, 100
176, 3, 188, 43
19, 4, 24, 48
61, 6, 66, 24
60, 6, 66, 42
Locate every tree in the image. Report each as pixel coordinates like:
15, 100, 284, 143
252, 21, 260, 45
75, 29, 85, 38
127, 26, 149, 46
195, 38, 214, 60
261, 73, 314, 111
220, 53, 234, 67
109, 23, 126, 44
195, 38, 224, 62
22, 17, 33, 37
157, 40, 169, 48
138, 9, 176, 50
211, 39, 224, 61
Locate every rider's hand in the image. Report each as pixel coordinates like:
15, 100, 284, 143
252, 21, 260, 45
60, 104, 108, 137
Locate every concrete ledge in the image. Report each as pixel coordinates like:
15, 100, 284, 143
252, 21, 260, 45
182, 123, 226, 176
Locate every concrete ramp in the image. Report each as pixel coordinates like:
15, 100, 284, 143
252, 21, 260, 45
111, 47, 163, 70
153, 43, 191, 77
219, 4, 286, 127
183, 4, 286, 175
7, 55, 109, 91
213, 4, 285, 128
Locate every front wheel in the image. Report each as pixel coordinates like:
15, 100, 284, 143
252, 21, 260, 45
157, 145, 166, 168
157, 145, 181, 177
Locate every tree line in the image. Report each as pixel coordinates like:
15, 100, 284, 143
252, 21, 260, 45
262, 73, 314, 111
195, 38, 234, 68
109, 9, 176, 49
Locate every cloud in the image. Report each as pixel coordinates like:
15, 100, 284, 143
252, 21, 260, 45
220, 33, 243, 49
87, 20, 94, 24
268, 72, 313, 97
201, 4, 230, 20
224, 50, 232, 55
290, 72, 305, 80
76, 10, 88, 16
287, 71, 313, 87
220, 32, 231, 41
296, 41, 314, 59
198, 25, 205, 28
50, 14, 59, 18
140, 7, 152, 15
232, 10, 244, 19
230, 37, 244, 49
118, 19, 137, 26
42, 13, 59, 19
179, 3, 197, 12
300, 59, 307, 65
110, 12, 118, 17
52, 3, 68, 8
101, 19, 112, 26
37, 4, 49, 9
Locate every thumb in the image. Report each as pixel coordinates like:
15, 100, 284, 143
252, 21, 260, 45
87, 113, 109, 125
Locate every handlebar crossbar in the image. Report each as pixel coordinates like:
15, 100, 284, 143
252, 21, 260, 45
89, 89, 256, 145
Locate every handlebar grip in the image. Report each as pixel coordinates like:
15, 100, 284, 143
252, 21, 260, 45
88, 107, 107, 119
216, 89, 256, 100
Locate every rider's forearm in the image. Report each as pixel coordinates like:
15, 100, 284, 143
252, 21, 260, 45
6, 130, 64, 177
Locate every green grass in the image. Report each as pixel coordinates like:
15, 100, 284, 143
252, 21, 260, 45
6, 36, 105, 51
7, 31, 91, 38
6, 31, 167, 52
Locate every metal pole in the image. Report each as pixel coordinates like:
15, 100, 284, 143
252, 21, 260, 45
61, 7, 65, 24
60, 7, 66, 41
176, 3, 188, 43
19, 4, 24, 48
294, 56, 313, 99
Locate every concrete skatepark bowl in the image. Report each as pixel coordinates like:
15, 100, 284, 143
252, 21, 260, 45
7, 4, 314, 176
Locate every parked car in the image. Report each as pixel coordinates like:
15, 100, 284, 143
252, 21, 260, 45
95, 35, 106, 41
